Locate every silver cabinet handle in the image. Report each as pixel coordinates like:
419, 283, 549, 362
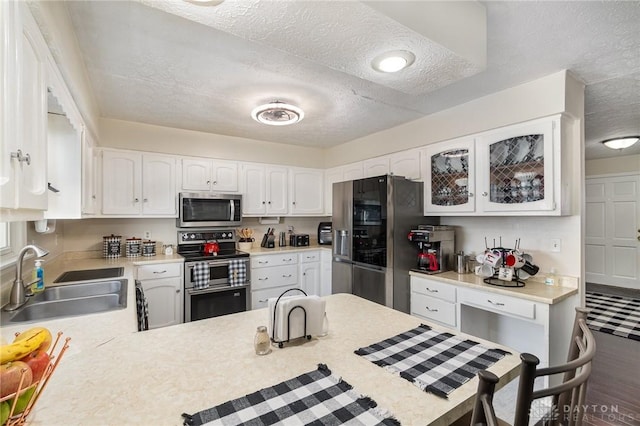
11, 150, 30, 165
481, 192, 488, 197
285, 258, 293, 262
425, 287, 438, 293
268, 201, 271, 204
213, 181, 217, 185
469, 192, 474, 197
134, 198, 139, 202
259, 299, 268, 303
282, 274, 292, 278
292, 201, 296, 205
487, 299, 505, 306
175, 289, 180, 293
258, 260, 269, 264
262, 201, 266, 204
143, 198, 148, 202
258, 277, 269, 281
206, 180, 210, 185
425, 307, 439, 312
153, 270, 167, 274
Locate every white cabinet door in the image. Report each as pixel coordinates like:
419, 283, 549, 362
363, 157, 389, 178
343, 163, 363, 180
320, 249, 332, 296
289, 168, 323, 215
299, 262, 321, 296
0, 2, 18, 209
211, 160, 238, 192
101, 150, 142, 214
181, 158, 211, 191
390, 150, 421, 180
476, 116, 559, 213
241, 163, 267, 215
142, 154, 176, 215
324, 167, 343, 216
423, 137, 476, 214
82, 137, 99, 215
141, 277, 183, 329
265, 166, 288, 215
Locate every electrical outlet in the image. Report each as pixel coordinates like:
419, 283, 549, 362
144, 231, 151, 240
550, 238, 561, 252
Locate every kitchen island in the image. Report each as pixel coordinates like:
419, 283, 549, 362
17, 294, 519, 426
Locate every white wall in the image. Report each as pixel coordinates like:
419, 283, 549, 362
585, 154, 640, 176
99, 118, 326, 168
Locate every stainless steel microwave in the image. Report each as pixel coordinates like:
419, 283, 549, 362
177, 192, 242, 228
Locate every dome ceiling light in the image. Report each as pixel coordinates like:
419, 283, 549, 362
251, 102, 304, 126
371, 50, 416, 73
601, 136, 639, 150
183, 0, 225, 6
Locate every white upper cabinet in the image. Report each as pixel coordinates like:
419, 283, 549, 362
324, 167, 343, 216
181, 158, 238, 192
423, 137, 476, 214
0, 3, 48, 217
289, 168, 324, 215
101, 149, 176, 216
82, 134, 99, 215
423, 115, 565, 216
390, 149, 421, 180
343, 162, 364, 181
240, 163, 288, 216
363, 157, 390, 178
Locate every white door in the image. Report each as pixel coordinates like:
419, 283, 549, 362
290, 168, 323, 215
241, 163, 266, 215
211, 160, 238, 192
0, 2, 18, 209
181, 158, 211, 191
142, 154, 176, 215
142, 278, 182, 329
300, 262, 321, 296
265, 166, 288, 215
586, 175, 640, 289
102, 150, 141, 214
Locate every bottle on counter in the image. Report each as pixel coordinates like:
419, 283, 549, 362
32, 259, 45, 292
254, 326, 271, 355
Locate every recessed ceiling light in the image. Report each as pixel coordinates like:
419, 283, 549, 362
371, 50, 415, 73
251, 102, 304, 126
601, 136, 639, 150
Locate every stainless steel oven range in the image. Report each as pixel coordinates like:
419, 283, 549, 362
178, 229, 251, 322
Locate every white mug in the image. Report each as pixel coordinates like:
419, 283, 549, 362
477, 264, 495, 278
484, 250, 502, 267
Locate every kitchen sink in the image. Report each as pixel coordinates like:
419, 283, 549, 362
2, 278, 128, 323
53, 267, 124, 283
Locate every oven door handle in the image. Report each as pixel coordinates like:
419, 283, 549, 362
187, 259, 245, 269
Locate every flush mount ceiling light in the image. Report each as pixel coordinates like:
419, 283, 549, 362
371, 50, 416, 73
251, 102, 304, 126
601, 136, 639, 150
183, 0, 225, 6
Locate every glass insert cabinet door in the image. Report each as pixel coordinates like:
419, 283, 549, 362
477, 117, 558, 212
423, 137, 475, 213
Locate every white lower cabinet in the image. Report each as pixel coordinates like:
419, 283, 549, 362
410, 274, 579, 386
135, 263, 184, 329
299, 251, 321, 296
250, 253, 299, 310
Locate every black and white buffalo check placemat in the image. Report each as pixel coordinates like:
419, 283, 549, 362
182, 364, 400, 426
586, 291, 640, 342
355, 324, 510, 399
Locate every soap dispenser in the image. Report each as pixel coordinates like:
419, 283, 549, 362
33, 259, 45, 292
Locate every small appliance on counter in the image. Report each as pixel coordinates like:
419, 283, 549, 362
318, 222, 332, 245
289, 234, 310, 247
407, 225, 455, 274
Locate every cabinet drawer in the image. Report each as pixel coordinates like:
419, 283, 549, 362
411, 293, 456, 327
299, 250, 321, 263
251, 254, 298, 269
252, 285, 299, 310
136, 263, 182, 280
252, 264, 298, 290
458, 288, 535, 319
410, 276, 456, 303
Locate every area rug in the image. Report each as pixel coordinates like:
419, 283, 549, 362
182, 364, 399, 426
354, 324, 510, 399
585, 291, 640, 342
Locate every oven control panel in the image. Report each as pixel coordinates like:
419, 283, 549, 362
178, 229, 236, 244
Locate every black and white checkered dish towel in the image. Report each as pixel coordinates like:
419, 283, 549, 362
228, 259, 246, 286
182, 364, 400, 426
355, 324, 510, 399
135, 281, 149, 332
193, 262, 210, 290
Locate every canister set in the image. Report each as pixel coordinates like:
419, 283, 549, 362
103, 235, 157, 258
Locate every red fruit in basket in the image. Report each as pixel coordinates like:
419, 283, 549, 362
19, 349, 50, 382
0, 361, 32, 398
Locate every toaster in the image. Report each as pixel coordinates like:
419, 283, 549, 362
318, 222, 332, 245
289, 234, 310, 247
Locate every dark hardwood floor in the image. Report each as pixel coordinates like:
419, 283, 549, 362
582, 283, 640, 426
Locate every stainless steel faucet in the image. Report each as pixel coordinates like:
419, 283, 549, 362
3, 244, 49, 312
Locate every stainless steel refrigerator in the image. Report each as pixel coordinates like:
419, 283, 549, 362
331, 175, 436, 313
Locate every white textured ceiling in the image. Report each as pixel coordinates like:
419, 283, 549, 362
62, 0, 640, 160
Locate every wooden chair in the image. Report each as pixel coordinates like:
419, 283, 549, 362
470, 307, 596, 426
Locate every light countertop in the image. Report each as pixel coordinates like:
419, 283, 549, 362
4, 294, 520, 426
410, 270, 578, 305
241, 243, 331, 255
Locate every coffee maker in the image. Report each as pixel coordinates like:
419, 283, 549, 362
407, 225, 455, 273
